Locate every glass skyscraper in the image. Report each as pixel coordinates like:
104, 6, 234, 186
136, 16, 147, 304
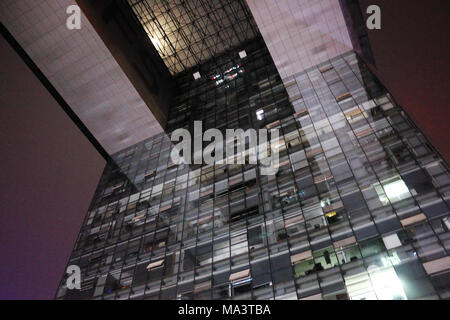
56, 1, 450, 300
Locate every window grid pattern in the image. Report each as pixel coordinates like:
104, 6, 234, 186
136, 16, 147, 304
57, 50, 450, 300
128, 0, 260, 75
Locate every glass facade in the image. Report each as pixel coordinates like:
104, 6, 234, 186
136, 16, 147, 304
128, 0, 259, 75
56, 25, 450, 301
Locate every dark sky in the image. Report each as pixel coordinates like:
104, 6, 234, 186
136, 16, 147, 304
360, 0, 450, 163
0, 0, 448, 300
0, 35, 105, 299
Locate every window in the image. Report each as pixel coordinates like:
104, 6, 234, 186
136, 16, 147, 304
374, 176, 411, 204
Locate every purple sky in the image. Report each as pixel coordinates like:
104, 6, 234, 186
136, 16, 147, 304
0, 35, 105, 299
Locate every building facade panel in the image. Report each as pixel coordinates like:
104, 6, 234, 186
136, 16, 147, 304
246, 0, 353, 80
56, 38, 450, 299
0, 0, 166, 154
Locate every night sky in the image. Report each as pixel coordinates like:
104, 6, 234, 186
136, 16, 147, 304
0, 35, 105, 299
0, 0, 448, 299
360, 0, 450, 163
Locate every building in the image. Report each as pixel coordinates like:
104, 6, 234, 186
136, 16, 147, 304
339, 0, 450, 164
1, 0, 448, 300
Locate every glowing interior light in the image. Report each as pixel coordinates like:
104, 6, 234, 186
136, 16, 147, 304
150, 37, 161, 50
369, 265, 407, 300
346, 265, 407, 300
256, 109, 264, 120
320, 198, 331, 207
239, 50, 247, 58
193, 72, 201, 80
375, 177, 411, 204
325, 211, 337, 218
383, 179, 410, 201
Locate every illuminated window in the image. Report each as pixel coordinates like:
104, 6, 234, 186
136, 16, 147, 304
256, 109, 264, 120
193, 72, 201, 80
374, 176, 411, 204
